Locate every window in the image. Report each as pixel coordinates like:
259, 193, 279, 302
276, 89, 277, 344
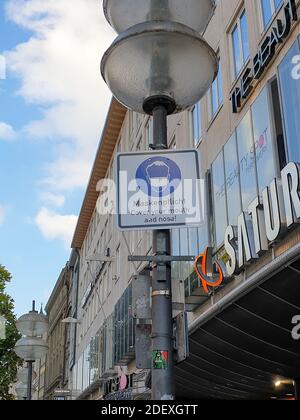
211, 78, 284, 245
172, 229, 180, 256
115, 244, 121, 282
104, 314, 114, 373
270, 78, 286, 170
102, 269, 107, 303
231, 10, 250, 78
261, 0, 283, 29
76, 355, 83, 393
180, 228, 189, 256
114, 284, 135, 365
278, 39, 300, 164
192, 102, 202, 146
224, 133, 242, 225
82, 345, 90, 391
89, 335, 100, 384
252, 86, 277, 193
212, 151, 228, 247
107, 263, 112, 296
237, 111, 258, 210
171, 227, 208, 280
210, 61, 223, 118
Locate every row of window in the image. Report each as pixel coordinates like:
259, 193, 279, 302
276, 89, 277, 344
192, 0, 285, 147
72, 285, 134, 395
174, 37, 300, 261
210, 37, 300, 248
230, 0, 284, 76
231, 1, 284, 77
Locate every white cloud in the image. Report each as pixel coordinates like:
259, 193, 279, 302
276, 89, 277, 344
0, 54, 6, 80
35, 207, 78, 246
5, 0, 115, 191
0, 206, 7, 226
40, 192, 65, 208
0, 122, 17, 141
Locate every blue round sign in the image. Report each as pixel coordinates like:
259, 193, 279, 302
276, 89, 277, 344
136, 156, 182, 198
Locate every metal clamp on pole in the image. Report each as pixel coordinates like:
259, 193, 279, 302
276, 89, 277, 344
152, 290, 171, 298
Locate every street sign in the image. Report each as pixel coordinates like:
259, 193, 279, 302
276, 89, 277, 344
116, 149, 203, 230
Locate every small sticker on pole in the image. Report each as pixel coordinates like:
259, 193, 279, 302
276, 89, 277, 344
152, 350, 169, 370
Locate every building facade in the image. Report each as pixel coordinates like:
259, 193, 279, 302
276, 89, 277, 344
67, 0, 300, 400
44, 265, 71, 400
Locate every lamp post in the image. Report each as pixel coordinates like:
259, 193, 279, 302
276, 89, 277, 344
15, 382, 28, 401
16, 368, 37, 400
101, 0, 217, 400
14, 301, 49, 400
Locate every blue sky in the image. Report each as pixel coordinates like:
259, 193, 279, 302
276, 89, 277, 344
0, 0, 114, 315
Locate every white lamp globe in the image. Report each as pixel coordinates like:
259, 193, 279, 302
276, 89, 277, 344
101, 21, 218, 114
103, 0, 215, 34
15, 337, 48, 361
17, 367, 37, 384
16, 311, 49, 337
15, 383, 28, 399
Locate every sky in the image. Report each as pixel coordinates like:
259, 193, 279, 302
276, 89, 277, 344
0, 0, 115, 316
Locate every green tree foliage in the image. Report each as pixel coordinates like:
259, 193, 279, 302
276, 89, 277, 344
0, 265, 21, 400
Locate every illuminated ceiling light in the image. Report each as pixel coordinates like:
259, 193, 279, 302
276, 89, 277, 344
275, 380, 282, 388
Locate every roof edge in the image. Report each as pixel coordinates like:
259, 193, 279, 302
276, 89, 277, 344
71, 97, 127, 249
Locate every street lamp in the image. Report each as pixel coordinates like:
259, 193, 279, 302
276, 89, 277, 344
101, 0, 217, 400
15, 382, 28, 400
14, 301, 49, 400
103, 0, 215, 33
17, 308, 49, 337
101, 21, 218, 114
17, 366, 37, 384
16, 368, 37, 400
15, 337, 49, 360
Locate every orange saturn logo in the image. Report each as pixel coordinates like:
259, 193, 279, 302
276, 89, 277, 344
194, 247, 224, 294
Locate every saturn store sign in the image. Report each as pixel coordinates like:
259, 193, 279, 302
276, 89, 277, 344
224, 162, 300, 276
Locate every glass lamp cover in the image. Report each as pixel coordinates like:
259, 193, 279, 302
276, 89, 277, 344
17, 367, 37, 384
15, 337, 48, 361
16, 312, 49, 337
15, 382, 28, 399
101, 21, 218, 114
103, 0, 215, 33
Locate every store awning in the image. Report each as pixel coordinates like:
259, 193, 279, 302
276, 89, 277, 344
175, 258, 300, 400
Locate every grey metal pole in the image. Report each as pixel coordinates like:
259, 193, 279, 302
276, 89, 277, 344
151, 105, 175, 400
27, 360, 33, 401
